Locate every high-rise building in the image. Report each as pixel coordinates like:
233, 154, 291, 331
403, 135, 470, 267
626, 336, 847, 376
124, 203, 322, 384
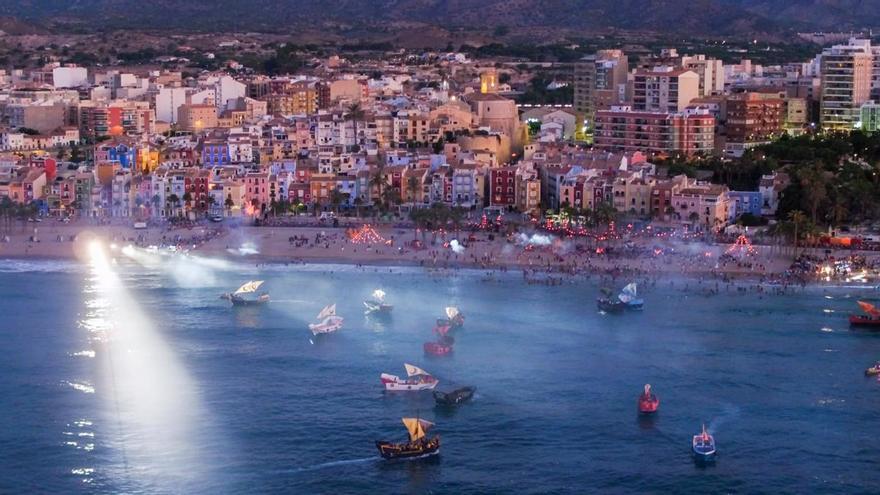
593, 106, 715, 156
632, 68, 700, 113
681, 55, 725, 97
819, 38, 874, 130
573, 50, 628, 127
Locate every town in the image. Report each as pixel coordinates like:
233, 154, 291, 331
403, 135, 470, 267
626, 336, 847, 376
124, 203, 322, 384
0, 34, 878, 239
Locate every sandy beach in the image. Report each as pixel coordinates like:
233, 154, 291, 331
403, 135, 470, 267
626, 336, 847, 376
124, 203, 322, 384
2, 217, 868, 289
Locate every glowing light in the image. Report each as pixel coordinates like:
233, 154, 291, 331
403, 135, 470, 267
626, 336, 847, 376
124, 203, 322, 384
348, 224, 385, 244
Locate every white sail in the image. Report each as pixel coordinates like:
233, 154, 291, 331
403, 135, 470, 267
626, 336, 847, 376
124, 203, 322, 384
317, 303, 336, 319
234, 280, 264, 295
404, 363, 430, 377
445, 306, 460, 319
372, 289, 386, 302
618, 283, 637, 303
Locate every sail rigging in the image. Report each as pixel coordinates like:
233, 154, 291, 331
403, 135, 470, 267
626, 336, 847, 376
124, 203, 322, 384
372, 289, 386, 302
858, 300, 880, 317
402, 418, 433, 442
618, 283, 638, 303
404, 363, 429, 377
317, 303, 337, 319
234, 280, 264, 295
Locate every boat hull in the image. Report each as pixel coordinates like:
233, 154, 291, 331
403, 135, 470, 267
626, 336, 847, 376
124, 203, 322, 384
693, 437, 716, 463
638, 396, 659, 414
364, 301, 393, 314
434, 386, 475, 406
381, 373, 438, 391
865, 367, 880, 376
230, 294, 269, 306
597, 298, 626, 313
850, 315, 880, 328
375, 437, 440, 460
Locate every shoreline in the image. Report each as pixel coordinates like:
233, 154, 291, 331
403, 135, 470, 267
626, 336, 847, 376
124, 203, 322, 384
1, 221, 877, 290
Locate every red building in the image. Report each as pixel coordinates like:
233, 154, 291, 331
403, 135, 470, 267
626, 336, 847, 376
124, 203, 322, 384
185, 169, 211, 210
724, 92, 784, 147
594, 107, 715, 156
490, 166, 517, 207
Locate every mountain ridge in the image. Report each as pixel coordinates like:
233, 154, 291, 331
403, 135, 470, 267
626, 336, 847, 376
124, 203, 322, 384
0, 1, 877, 35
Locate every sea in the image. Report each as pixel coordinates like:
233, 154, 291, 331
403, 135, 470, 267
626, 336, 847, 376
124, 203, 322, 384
1, 252, 879, 494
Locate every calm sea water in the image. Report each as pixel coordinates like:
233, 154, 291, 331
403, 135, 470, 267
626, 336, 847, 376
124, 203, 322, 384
1, 254, 879, 494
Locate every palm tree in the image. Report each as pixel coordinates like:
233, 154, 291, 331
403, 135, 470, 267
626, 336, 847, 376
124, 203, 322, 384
329, 188, 346, 214
167, 193, 180, 217
787, 210, 808, 258
224, 195, 234, 216
800, 162, 827, 225
346, 102, 366, 122
151, 194, 161, 216
353, 196, 364, 219
369, 164, 386, 215
183, 191, 193, 210
406, 175, 420, 205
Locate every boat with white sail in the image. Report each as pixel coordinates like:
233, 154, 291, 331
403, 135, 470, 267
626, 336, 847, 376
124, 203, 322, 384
309, 303, 344, 335
380, 363, 438, 391
436, 306, 464, 328
618, 282, 644, 310
221, 280, 270, 306
364, 289, 393, 314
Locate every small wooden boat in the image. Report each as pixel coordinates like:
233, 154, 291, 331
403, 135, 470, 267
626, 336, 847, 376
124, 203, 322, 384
381, 364, 438, 391
597, 297, 625, 313
637, 384, 659, 414
309, 304, 343, 335
850, 301, 880, 328
224, 280, 269, 306
376, 417, 440, 460
692, 424, 716, 462
433, 386, 475, 406
865, 363, 880, 376
364, 289, 393, 314
444, 307, 464, 328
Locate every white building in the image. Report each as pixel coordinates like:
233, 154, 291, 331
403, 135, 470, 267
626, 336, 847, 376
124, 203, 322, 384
52, 67, 88, 88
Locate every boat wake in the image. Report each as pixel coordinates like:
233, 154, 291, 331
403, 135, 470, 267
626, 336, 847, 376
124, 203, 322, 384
288, 456, 376, 473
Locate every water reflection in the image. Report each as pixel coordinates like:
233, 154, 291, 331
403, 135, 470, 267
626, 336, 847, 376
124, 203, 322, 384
77, 241, 216, 491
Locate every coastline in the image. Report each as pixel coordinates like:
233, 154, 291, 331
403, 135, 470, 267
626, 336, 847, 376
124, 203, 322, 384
0, 220, 875, 289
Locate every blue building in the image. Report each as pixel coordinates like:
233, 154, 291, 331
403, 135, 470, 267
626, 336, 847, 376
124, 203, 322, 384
728, 191, 763, 218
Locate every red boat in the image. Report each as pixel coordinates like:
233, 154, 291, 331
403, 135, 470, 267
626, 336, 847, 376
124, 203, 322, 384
638, 384, 659, 414
424, 341, 453, 356
850, 301, 880, 328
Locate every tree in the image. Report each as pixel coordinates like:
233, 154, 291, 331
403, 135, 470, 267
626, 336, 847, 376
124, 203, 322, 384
167, 194, 180, 216
800, 162, 828, 225
353, 196, 364, 219
224, 195, 234, 215
182, 191, 193, 209
406, 176, 420, 205
329, 188, 347, 214
787, 210, 808, 257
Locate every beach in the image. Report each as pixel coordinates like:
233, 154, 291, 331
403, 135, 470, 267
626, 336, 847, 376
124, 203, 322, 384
0, 218, 870, 287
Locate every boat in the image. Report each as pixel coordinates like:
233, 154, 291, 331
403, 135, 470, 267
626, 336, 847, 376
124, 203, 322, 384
443, 307, 465, 328
364, 289, 393, 314
222, 280, 270, 306
597, 288, 626, 313
849, 301, 880, 327
638, 384, 659, 414
433, 386, 475, 406
692, 424, 716, 462
375, 417, 440, 460
381, 364, 439, 391
308, 304, 344, 335
424, 341, 453, 356
618, 282, 644, 310
866, 362, 880, 376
